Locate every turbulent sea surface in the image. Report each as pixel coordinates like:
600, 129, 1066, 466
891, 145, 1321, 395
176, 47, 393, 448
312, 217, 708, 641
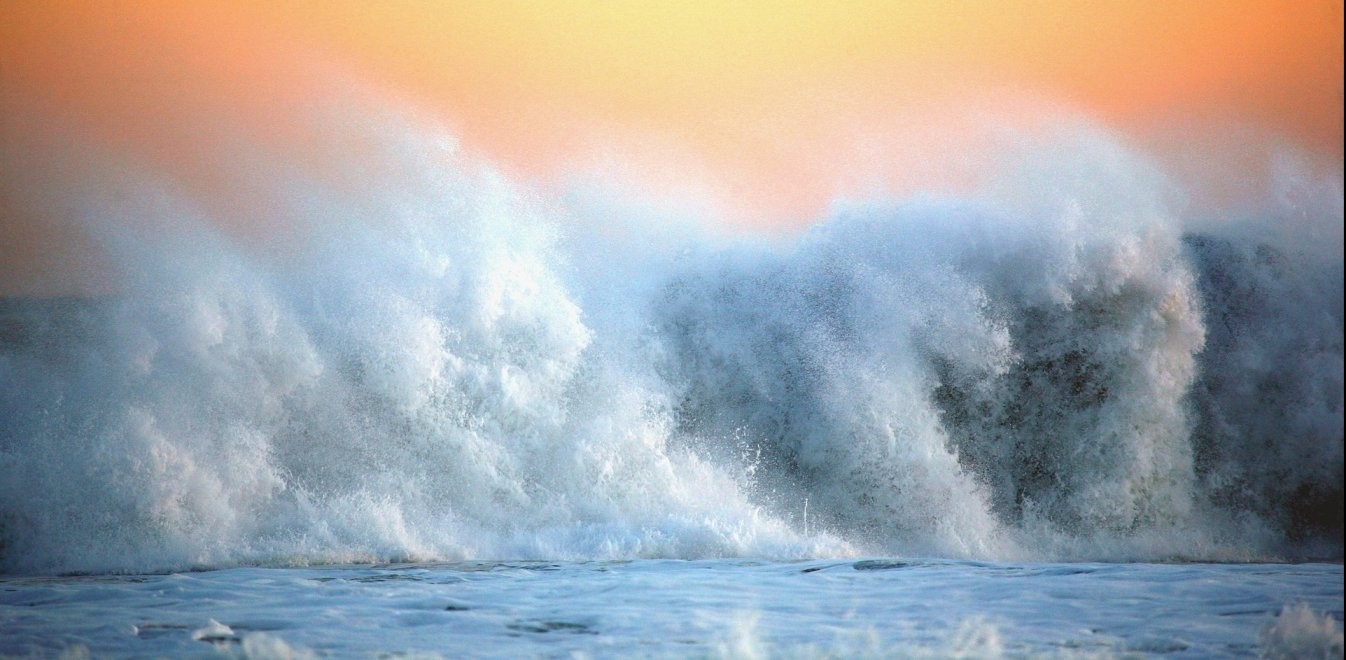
2, 560, 1342, 657
0, 98, 1342, 656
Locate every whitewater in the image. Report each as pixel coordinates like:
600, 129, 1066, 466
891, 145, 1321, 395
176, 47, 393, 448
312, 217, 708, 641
0, 96, 1341, 655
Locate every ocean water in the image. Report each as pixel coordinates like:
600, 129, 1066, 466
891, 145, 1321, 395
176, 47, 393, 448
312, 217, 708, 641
0, 97, 1342, 656
2, 560, 1341, 658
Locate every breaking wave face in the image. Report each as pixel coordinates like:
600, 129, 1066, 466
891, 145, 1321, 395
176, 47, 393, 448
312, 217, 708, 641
0, 101, 1341, 574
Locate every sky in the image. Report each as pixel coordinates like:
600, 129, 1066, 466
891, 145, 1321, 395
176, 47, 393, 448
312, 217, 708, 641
1, 0, 1342, 295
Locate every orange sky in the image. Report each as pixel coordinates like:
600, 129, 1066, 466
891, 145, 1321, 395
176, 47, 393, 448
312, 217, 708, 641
271, 1, 1343, 216
1, 0, 1342, 293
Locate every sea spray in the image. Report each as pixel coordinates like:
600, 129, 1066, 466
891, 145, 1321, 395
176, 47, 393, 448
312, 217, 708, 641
0, 101, 1340, 574
0, 114, 821, 573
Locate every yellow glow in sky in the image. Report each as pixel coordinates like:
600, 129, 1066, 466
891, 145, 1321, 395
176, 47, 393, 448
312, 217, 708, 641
0, 1, 1342, 293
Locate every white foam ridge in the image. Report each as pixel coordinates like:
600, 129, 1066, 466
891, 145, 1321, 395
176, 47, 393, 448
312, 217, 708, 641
1258, 604, 1345, 660
0, 104, 1340, 574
